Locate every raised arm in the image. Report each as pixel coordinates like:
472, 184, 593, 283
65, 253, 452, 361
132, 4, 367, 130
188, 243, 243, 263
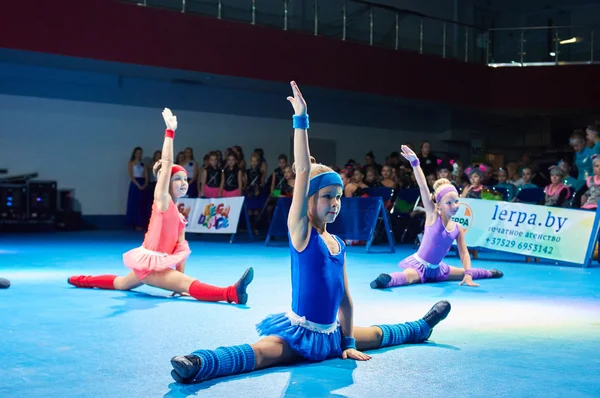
286, 81, 311, 250
400, 145, 435, 214
154, 108, 178, 212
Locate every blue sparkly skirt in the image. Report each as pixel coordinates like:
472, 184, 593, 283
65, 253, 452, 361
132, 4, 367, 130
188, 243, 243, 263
256, 311, 342, 361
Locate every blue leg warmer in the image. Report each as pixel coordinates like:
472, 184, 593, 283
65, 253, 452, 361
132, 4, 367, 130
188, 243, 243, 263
377, 319, 430, 348
191, 344, 256, 381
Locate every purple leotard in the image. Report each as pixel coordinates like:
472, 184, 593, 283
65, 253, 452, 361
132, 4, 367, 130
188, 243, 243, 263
400, 215, 459, 283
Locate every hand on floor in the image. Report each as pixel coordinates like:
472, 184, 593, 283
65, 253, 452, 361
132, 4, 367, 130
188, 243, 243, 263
342, 349, 371, 361
459, 275, 480, 287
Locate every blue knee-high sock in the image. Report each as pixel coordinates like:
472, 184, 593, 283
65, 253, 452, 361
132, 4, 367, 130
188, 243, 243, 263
377, 319, 431, 348
191, 344, 256, 381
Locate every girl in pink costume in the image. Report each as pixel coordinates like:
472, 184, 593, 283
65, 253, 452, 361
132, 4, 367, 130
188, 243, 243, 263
68, 109, 253, 304
370, 145, 503, 289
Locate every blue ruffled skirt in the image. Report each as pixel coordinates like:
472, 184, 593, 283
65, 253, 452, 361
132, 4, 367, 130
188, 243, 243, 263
256, 312, 342, 361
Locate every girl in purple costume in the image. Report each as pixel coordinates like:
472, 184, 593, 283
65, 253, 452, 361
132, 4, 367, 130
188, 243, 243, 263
371, 145, 503, 289
169, 82, 452, 385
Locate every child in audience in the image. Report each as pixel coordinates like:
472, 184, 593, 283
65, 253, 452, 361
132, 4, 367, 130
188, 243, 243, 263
461, 166, 486, 199
495, 167, 516, 201
544, 166, 571, 207
221, 153, 243, 197
380, 165, 397, 189
514, 166, 539, 203
270, 154, 289, 196
200, 152, 222, 198
581, 157, 600, 210
280, 166, 295, 197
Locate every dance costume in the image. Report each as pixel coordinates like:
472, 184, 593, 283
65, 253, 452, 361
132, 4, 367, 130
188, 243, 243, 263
69, 159, 253, 304
123, 199, 190, 280
222, 167, 241, 198
170, 169, 450, 384
256, 227, 347, 361
544, 183, 570, 207
372, 213, 502, 288
203, 167, 222, 198
280, 181, 293, 197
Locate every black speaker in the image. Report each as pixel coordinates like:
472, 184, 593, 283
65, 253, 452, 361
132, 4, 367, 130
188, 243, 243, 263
28, 181, 57, 222
0, 184, 27, 222
59, 189, 74, 212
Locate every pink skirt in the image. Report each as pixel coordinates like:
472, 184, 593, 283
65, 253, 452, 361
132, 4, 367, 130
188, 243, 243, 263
122, 240, 191, 280
203, 186, 220, 198
222, 189, 240, 198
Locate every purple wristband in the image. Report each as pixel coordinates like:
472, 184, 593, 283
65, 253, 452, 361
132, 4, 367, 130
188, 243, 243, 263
464, 269, 473, 276
410, 159, 420, 168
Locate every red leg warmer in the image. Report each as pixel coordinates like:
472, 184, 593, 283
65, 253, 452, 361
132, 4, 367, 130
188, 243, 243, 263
68, 275, 117, 290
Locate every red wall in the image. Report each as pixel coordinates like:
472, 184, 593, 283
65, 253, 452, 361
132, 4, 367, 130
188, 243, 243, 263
1, 0, 598, 111
489, 65, 600, 111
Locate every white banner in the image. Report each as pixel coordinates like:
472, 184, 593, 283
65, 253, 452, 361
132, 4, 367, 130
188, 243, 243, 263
177, 197, 245, 234
453, 198, 598, 264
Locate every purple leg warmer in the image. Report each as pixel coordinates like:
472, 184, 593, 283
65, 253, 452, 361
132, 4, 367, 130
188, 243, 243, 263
468, 268, 492, 279
387, 272, 407, 287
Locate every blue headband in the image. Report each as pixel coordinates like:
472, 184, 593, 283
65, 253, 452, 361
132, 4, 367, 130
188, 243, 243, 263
308, 172, 344, 197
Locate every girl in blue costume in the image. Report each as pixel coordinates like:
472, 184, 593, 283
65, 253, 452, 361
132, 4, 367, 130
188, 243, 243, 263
169, 81, 452, 384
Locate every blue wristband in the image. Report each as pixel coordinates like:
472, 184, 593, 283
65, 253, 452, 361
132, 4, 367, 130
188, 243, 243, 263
293, 114, 309, 130
341, 336, 356, 350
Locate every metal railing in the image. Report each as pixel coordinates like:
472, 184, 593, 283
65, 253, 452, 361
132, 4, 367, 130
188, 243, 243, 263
121, 0, 600, 67
486, 26, 600, 67
123, 0, 486, 63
